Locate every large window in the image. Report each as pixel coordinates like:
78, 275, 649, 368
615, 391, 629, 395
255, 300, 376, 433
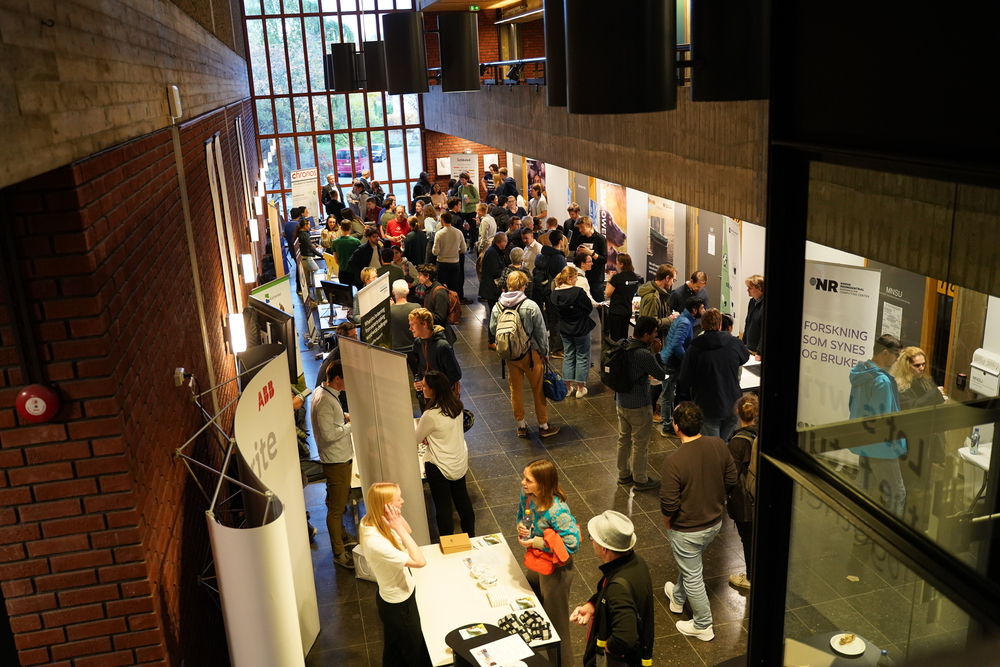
244, 0, 423, 218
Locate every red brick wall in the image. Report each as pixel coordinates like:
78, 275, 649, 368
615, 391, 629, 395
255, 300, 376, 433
423, 10, 501, 70
521, 19, 545, 59
0, 98, 258, 667
422, 131, 507, 197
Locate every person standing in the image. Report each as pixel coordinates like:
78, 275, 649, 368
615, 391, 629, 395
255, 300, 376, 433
568, 217, 608, 303
528, 183, 548, 220
550, 266, 597, 398
660, 402, 738, 642
849, 333, 907, 517
495, 166, 518, 202
475, 203, 497, 254
319, 215, 339, 254
404, 218, 428, 269
410, 307, 462, 393
571, 511, 655, 667
385, 206, 411, 247
296, 219, 321, 300
516, 460, 580, 667
359, 482, 432, 667
669, 271, 710, 314
429, 181, 447, 212
416, 371, 476, 538
563, 203, 583, 244
346, 181, 366, 219
489, 271, 560, 438
677, 308, 750, 441
330, 221, 361, 287
535, 229, 568, 357
457, 171, 480, 245
321, 175, 342, 218
726, 393, 758, 591
346, 226, 384, 289
389, 280, 420, 370
743, 274, 764, 360
521, 227, 543, 273
605, 253, 643, 342
479, 233, 508, 349
481, 163, 499, 198
614, 316, 666, 492
659, 297, 705, 433
311, 361, 356, 570
432, 210, 469, 304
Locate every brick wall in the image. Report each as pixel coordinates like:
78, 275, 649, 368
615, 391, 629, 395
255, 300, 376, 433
0, 98, 258, 667
423, 10, 501, 70
422, 131, 507, 196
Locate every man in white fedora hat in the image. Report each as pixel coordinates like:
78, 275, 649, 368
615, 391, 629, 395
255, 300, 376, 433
570, 511, 654, 667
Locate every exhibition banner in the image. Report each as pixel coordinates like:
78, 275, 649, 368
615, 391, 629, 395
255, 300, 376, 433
290, 168, 319, 213
799, 261, 882, 428
526, 159, 546, 193
598, 182, 627, 267
252, 276, 294, 315
233, 351, 320, 653
723, 217, 741, 320
357, 272, 391, 349
646, 195, 676, 282
450, 153, 478, 185
339, 338, 430, 545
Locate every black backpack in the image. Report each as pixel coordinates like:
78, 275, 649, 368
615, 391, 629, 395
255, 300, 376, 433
600, 337, 644, 393
532, 253, 552, 298
492, 206, 512, 232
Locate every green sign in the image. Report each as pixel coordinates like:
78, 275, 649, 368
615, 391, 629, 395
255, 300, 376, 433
469, 4, 480, 10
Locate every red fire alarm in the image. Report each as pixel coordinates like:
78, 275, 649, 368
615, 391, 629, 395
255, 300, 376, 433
16, 384, 61, 423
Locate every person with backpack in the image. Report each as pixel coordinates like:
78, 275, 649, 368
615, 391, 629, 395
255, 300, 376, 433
479, 233, 508, 349
609, 316, 666, 492
550, 266, 598, 399
417, 264, 457, 344
727, 393, 758, 591
489, 270, 561, 439
535, 229, 568, 357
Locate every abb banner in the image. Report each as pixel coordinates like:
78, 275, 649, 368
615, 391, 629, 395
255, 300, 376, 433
290, 167, 319, 213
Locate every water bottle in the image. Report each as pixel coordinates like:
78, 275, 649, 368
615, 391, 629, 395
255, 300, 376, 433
971, 427, 981, 455
519, 509, 533, 535
876, 649, 890, 666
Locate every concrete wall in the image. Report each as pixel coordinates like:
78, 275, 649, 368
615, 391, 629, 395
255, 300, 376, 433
0, 0, 250, 189
421, 85, 769, 226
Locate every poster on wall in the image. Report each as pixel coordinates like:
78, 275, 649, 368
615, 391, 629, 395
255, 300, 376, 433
450, 153, 478, 185
598, 182, 627, 268
290, 168, 319, 218
723, 218, 742, 321
252, 275, 294, 315
646, 195, 675, 282
798, 261, 882, 428
232, 349, 320, 653
869, 260, 926, 349
526, 159, 546, 193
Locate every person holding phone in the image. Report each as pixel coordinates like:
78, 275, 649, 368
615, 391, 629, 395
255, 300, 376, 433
359, 482, 432, 667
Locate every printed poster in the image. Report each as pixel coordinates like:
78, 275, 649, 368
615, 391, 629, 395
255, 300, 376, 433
598, 182, 627, 267
646, 195, 675, 282
290, 167, 319, 214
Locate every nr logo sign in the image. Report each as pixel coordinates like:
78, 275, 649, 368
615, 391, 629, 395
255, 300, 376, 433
809, 277, 839, 293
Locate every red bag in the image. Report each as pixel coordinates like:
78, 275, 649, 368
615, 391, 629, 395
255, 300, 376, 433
522, 499, 570, 575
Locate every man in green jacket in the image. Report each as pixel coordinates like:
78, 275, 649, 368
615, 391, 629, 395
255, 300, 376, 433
571, 511, 654, 667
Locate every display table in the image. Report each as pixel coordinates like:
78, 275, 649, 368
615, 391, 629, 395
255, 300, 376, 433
783, 632, 893, 666
959, 441, 992, 511
412, 534, 562, 667
740, 358, 761, 391
445, 624, 553, 667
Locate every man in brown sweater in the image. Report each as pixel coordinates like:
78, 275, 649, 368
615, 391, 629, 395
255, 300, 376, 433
660, 401, 738, 642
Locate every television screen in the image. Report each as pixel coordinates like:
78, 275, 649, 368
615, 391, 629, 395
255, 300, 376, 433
321, 280, 355, 309
245, 298, 298, 385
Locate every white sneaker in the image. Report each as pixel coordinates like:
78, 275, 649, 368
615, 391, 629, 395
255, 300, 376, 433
729, 573, 751, 590
663, 582, 683, 614
575, 386, 588, 399
676, 619, 714, 641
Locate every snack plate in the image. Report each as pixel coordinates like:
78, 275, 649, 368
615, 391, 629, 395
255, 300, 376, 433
830, 633, 866, 656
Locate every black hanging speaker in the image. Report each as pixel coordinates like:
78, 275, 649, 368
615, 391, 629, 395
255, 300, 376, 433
382, 12, 429, 94
363, 41, 388, 91
565, 0, 676, 114
689, 0, 770, 101
544, 0, 567, 107
330, 42, 360, 92
438, 13, 480, 93
323, 52, 335, 90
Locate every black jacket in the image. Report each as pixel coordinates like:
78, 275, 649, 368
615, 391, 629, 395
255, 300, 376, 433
478, 245, 506, 301
569, 231, 608, 285
550, 286, 596, 337
346, 240, 383, 285
423, 282, 456, 344
534, 245, 567, 296
678, 331, 750, 419
583, 551, 654, 667
743, 297, 764, 354
726, 425, 758, 523
414, 327, 461, 385
404, 230, 428, 268
495, 176, 519, 201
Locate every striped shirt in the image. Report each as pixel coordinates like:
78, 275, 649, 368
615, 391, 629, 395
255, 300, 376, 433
615, 339, 667, 409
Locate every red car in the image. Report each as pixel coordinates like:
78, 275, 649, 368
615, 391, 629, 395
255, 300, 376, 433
336, 147, 369, 177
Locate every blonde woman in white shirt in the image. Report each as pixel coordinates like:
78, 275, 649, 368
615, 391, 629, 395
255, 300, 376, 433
359, 482, 432, 667
415, 370, 476, 538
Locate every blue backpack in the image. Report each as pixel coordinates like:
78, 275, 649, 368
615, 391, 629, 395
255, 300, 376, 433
543, 367, 568, 402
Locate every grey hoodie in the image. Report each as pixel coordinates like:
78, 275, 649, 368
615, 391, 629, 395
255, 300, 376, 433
490, 291, 549, 357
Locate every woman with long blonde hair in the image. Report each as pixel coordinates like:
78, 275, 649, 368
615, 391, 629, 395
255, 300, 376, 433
359, 482, 431, 667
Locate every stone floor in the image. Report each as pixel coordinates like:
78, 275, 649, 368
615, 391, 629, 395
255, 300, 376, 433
293, 265, 751, 667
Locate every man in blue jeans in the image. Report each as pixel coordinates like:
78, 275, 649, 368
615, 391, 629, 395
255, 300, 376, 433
660, 402, 738, 642
659, 297, 706, 434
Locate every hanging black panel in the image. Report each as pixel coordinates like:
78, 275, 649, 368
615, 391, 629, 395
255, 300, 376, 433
330, 42, 360, 92
544, 0, 567, 107
323, 52, 335, 90
363, 41, 388, 91
438, 13, 480, 93
565, 0, 676, 114
382, 12, 429, 94
690, 0, 770, 101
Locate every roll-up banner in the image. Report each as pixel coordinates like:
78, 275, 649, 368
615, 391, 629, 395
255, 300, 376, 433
598, 182, 627, 267
338, 338, 430, 545
799, 261, 881, 428
291, 167, 320, 217
232, 350, 320, 654
358, 272, 392, 349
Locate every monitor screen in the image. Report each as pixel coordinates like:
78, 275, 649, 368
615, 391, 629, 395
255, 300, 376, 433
321, 280, 354, 309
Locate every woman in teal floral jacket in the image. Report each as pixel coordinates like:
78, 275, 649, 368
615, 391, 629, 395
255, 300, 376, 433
516, 459, 581, 667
